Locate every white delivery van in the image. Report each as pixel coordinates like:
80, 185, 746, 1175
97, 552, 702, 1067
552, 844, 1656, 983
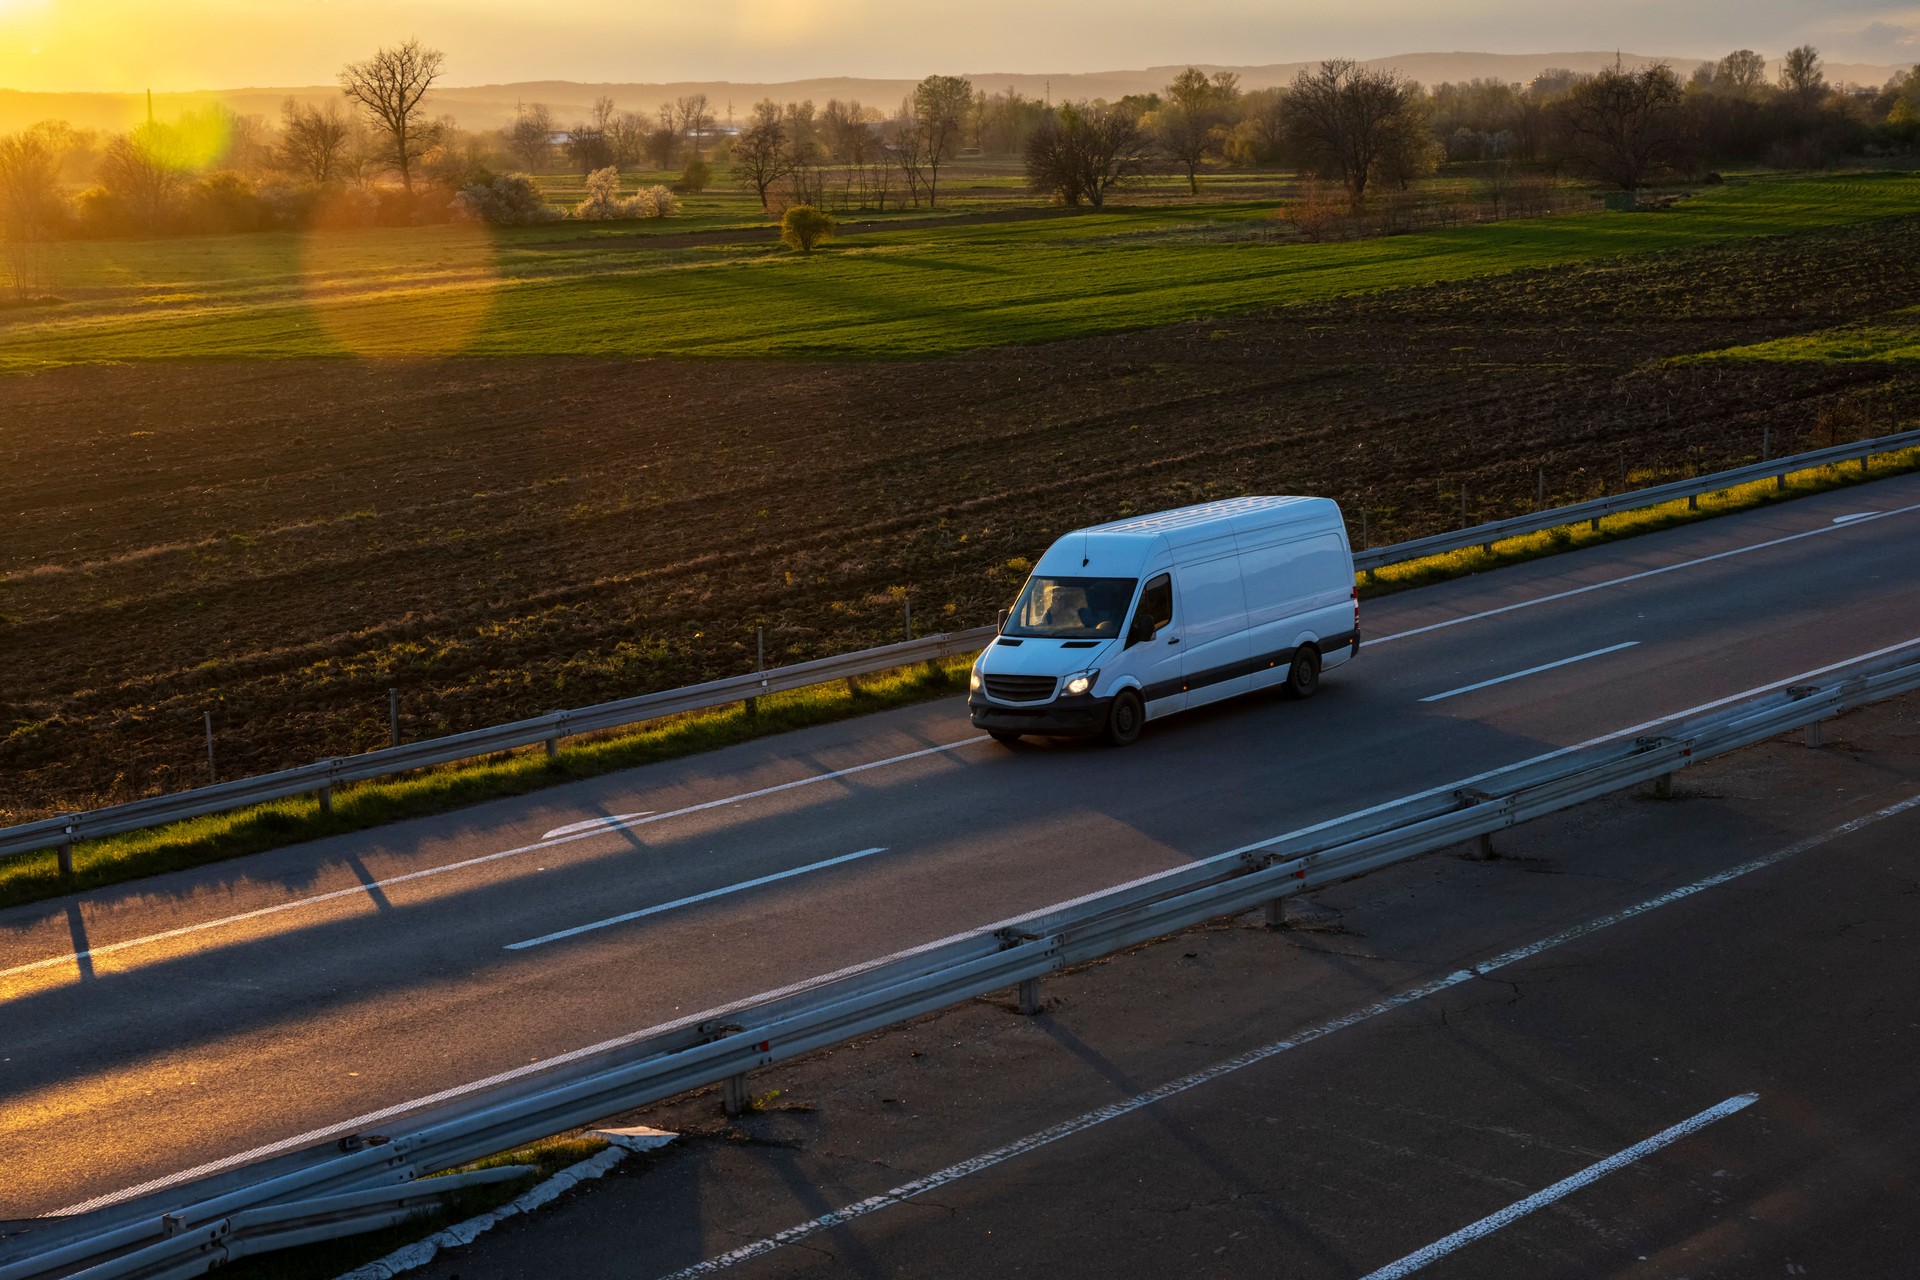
968, 496, 1359, 746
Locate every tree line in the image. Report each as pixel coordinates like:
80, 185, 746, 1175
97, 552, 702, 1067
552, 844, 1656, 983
3, 40, 1918, 281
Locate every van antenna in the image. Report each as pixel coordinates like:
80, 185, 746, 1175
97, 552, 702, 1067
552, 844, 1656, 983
1080, 529, 1089, 567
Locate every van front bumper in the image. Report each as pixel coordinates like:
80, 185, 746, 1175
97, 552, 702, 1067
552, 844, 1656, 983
968, 693, 1112, 735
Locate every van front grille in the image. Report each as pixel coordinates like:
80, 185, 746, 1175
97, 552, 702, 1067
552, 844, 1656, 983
984, 674, 1056, 703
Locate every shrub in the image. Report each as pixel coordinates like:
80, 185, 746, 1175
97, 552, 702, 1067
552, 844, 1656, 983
186, 171, 267, 234
640, 184, 679, 217
574, 169, 681, 221
779, 204, 835, 254
452, 173, 558, 226
70, 186, 134, 237
675, 157, 711, 193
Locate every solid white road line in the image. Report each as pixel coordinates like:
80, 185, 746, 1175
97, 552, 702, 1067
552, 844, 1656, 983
1419, 641, 1640, 704
505, 848, 891, 950
1368, 496, 1920, 646
2, 738, 984, 981
540, 813, 650, 840
1356, 1093, 1761, 1280
648, 792, 1920, 1279
65, 786, 1920, 1220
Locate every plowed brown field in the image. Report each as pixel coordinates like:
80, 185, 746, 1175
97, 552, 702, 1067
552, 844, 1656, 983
5, 217, 1918, 819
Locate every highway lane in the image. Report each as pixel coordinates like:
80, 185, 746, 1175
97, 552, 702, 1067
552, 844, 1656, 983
4, 474, 1920, 1218
499, 701, 1920, 1280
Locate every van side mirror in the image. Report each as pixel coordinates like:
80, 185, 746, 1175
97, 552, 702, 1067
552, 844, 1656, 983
1126, 614, 1155, 647
996, 608, 1011, 633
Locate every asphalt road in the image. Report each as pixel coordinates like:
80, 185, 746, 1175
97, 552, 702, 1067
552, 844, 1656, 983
429, 682, 1920, 1280
5, 474, 1920, 1221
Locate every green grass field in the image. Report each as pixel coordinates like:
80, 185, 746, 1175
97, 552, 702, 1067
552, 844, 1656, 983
1686, 304, 1920, 364
3, 171, 1917, 369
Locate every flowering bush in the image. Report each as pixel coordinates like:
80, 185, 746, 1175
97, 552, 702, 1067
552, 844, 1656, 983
452, 173, 558, 226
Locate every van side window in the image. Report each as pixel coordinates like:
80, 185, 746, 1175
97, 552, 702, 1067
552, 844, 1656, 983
1138, 574, 1173, 634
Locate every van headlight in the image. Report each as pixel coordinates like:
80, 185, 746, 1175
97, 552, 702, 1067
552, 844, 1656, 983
970, 669, 982, 691
1064, 670, 1099, 696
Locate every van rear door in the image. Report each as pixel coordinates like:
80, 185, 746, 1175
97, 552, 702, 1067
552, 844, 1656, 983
1175, 549, 1252, 708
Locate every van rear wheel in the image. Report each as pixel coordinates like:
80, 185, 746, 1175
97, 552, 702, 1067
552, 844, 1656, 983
1105, 689, 1144, 747
1284, 646, 1321, 700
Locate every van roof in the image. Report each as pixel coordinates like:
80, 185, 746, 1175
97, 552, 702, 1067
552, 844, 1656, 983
1034, 497, 1340, 578
1086, 496, 1334, 543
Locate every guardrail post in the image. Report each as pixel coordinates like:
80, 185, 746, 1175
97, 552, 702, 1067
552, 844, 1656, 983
1455, 789, 1496, 859
723, 1072, 750, 1116
1263, 898, 1285, 930
1688, 492, 1698, 511
1017, 977, 1041, 1016
747, 627, 764, 718
57, 816, 77, 878
1654, 772, 1672, 799
1805, 719, 1824, 749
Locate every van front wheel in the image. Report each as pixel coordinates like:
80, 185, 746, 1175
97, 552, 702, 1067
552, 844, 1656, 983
1284, 646, 1321, 700
1104, 690, 1144, 747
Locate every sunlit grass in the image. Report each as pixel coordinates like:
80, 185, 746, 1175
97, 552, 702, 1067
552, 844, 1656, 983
1360, 445, 1920, 594
4, 171, 1915, 368
1680, 304, 1920, 365
0, 656, 974, 909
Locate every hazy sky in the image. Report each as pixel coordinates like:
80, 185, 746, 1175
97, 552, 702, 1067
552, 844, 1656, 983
1, 0, 1915, 92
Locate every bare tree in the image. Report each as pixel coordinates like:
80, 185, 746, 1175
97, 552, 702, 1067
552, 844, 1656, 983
276, 98, 352, 183
1555, 63, 1686, 190
1024, 103, 1150, 208
733, 99, 790, 209
912, 74, 973, 207
1716, 49, 1768, 97
99, 122, 188, 228
674, 94, 715, 159
1285, 60, 1422, 209
0, 131, 60, 297
506, 103, 554, 172
893, 99, 930, 205
338, 38, 444, 193
644, 122, 680, 170
1781, 45, 1827, 108
1156, 67, 1241, 194
609, 110, 648, 167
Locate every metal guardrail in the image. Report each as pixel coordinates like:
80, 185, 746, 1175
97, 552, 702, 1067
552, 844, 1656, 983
1349, 426, 1920, 572
10, 637, 1920, 1280
4, 426, 1917, 865
0, 627, 996, 863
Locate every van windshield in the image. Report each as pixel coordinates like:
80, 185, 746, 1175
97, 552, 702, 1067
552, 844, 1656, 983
1005, 576, 1138, 639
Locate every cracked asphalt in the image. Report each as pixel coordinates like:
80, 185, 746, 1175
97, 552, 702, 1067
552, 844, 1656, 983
410, 691, 1920, 1278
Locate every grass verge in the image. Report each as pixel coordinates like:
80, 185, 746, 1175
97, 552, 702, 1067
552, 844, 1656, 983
0, 658, 971, 910
6, 444, 1917, 912
213, 1137, 610, 1280
1357, 445, 1920, 596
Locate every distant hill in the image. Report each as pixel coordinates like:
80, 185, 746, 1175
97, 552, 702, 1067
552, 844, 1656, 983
2, 51, 1906, 135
